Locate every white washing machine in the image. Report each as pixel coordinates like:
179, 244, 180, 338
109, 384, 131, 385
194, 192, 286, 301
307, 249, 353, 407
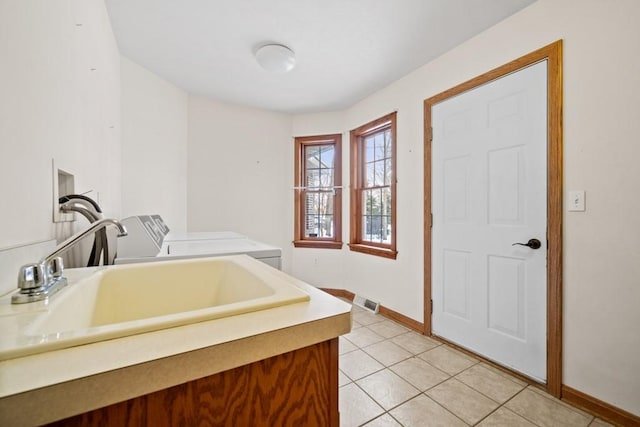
114, 216, 282, 269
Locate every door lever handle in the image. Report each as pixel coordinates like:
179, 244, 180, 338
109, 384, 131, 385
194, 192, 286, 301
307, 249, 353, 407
512, 238, 542, 250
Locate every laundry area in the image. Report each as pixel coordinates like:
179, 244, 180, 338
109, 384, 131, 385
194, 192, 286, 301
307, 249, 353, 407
56, 195, 281, 270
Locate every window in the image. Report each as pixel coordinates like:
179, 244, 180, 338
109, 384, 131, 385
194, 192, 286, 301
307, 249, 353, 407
349, 112, 397, 259
293, 134, 343, 249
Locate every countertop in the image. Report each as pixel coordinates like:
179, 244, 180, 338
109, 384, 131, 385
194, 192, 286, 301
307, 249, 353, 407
0, 266, 351, 426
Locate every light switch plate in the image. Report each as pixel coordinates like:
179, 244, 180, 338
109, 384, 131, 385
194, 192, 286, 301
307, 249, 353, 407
568, 190, 585, 211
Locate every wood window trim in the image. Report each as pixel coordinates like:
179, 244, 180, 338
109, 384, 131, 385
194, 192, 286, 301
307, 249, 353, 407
349, 112, 398, 260
423, 40, 563, 397
293, 134, 343, 249
294, 240, 343, 250
348, 243, 397, 259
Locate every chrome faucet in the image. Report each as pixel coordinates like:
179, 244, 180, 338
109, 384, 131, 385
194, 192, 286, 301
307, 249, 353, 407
11, 218, 128, 304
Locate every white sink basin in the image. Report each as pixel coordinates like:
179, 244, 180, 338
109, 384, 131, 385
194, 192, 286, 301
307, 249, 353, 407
0, 255, 309, 360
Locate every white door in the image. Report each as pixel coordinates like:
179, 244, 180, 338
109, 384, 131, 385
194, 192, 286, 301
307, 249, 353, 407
431, 61, 548, 381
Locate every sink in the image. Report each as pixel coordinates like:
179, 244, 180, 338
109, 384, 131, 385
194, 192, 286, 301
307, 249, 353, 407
0, 255, 309, 360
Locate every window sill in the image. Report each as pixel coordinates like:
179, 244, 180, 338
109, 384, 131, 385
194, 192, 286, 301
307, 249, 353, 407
348, 244, 397, 259
293, 240, 343, 250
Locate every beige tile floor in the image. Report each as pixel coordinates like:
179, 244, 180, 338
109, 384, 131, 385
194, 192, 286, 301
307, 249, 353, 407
339, 302, 613, 427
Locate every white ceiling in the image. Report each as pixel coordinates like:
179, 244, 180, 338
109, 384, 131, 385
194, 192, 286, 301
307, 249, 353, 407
105, 0, 536, 114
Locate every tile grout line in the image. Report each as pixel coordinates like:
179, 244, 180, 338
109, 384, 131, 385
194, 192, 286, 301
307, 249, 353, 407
495, 387, 546, 427
419, 390, 473, 427
359, 341, 414, 367
352, 379, 474, 427
343, 306, 601, 427
352, 380, 420, 419
469, 387, 543, 427
344, 309, 477, 425
343, 337, 452, 389
342, 313, 459, 425
342, 344, 478, 424
520, 386, 596, 425
527, 386, 597, 420
451, 363, 528, 410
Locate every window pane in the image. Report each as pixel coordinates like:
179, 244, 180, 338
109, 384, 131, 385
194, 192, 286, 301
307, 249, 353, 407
384, 158, 392, 186
320, 192, 334, 214
318, 214, 334, 238
305, 169, 320, 188
363, 189, 378, 215
382, 215, 392, 244
385, 130, 392, 158
362, 215, 371, 241
381, 187, 392, 216
306, 194, 318, 227
363, 187, 384, 243
360, 186, 392, 244
305, 214, 318, 237
304, 192, 334, 238
320, 169, 333, 188
306, 144, 334, 190
304, 214, 336, 238
366, 162, 375, 187
365, 136, 375, 163
306, 192, 334, 215
375, 133, 385, 161
366, 215, 382, 243
374, 160, 386, 187
305, 146, 320, 168
319, 145, 334, 168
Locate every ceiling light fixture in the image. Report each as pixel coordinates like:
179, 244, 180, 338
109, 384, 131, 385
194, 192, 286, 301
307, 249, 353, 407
255, 43, 296, 73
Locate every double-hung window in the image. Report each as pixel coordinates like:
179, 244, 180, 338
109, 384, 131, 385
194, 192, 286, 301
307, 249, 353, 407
293, 134, 343, 249
349, 112, 397, 259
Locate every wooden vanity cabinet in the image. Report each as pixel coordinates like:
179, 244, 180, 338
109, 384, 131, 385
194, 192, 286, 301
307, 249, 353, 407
48, 338, 339, 427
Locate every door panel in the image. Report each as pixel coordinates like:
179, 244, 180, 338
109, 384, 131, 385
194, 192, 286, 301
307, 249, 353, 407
487, 255, 525, 340
443, 249, 470, 320
488, 146, 524, 225
432, 61, 548, 381
443, 156, 470, 222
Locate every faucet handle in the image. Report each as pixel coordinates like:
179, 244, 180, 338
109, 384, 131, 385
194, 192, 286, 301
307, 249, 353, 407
17, 263, 45, 290
47, 257, 65, 279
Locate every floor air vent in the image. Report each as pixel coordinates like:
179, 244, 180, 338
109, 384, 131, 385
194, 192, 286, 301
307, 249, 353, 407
353, 294, 379, 314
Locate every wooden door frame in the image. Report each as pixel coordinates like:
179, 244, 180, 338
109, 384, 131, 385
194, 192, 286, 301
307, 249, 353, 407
423, 40, 563, 397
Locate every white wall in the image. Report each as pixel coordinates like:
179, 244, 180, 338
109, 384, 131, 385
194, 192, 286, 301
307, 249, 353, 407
291, 0, 640, 416
120, 56, 188, 231
187, 96, 293, 270
0, 0, 121, 248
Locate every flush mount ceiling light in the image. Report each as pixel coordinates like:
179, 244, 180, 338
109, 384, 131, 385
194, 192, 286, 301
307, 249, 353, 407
255, 43, 296, 73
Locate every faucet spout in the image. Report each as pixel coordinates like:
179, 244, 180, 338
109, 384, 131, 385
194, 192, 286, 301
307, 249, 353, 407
11, 218, 128, 304
41, 218, 128, 264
